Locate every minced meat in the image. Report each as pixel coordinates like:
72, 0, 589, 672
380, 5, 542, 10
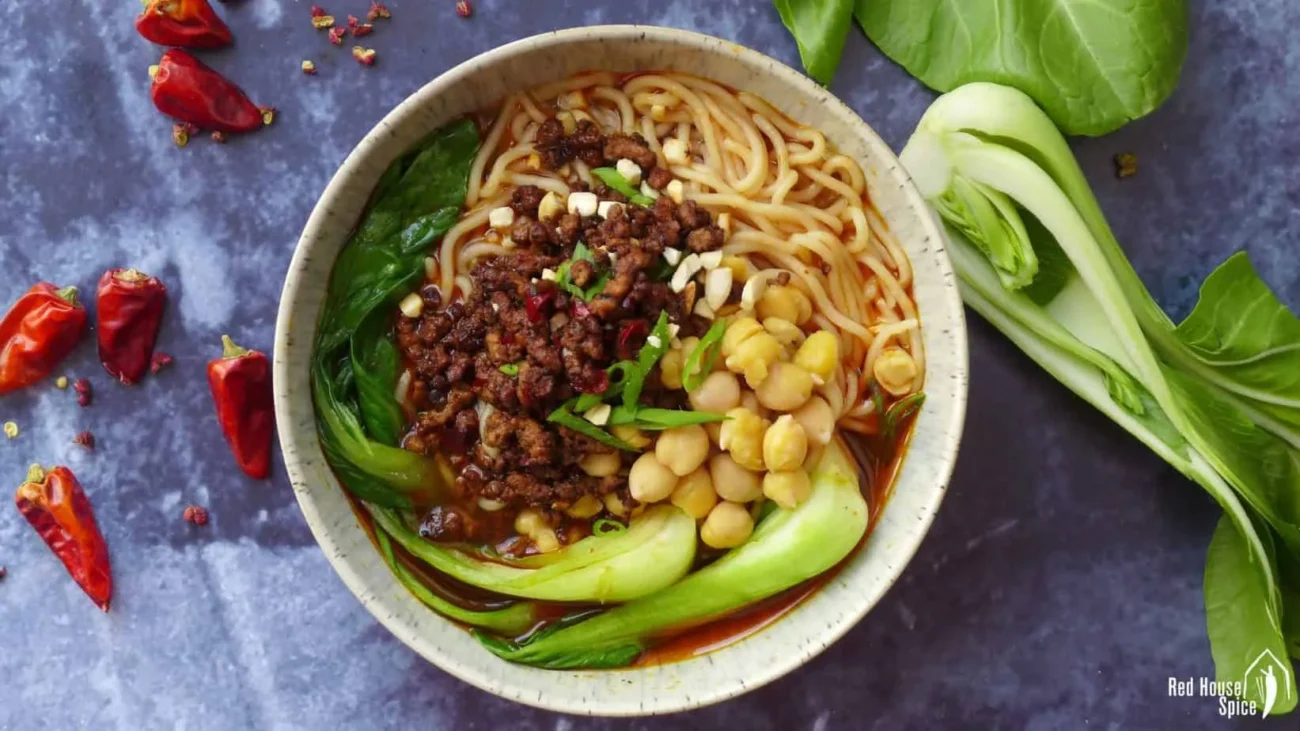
396, 113, 725, 539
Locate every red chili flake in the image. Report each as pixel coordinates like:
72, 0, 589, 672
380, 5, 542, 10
301, 59, 317, 75
328, 26, 346, 45
73, 431, 95, 451
352, 46, 376, 66
309, 5, 327, 17
150, 351, 174, 374
182, 505, 209, 526
367, 1, 390, 21
311, 14, 335, 29
210, 130, 227, 143
348, 15, 374, 36
0, 566, 6, 581
456, 0, 471, 18
172, 123, 190, 148
73, 378, 92, 407
260, 107, 276, 126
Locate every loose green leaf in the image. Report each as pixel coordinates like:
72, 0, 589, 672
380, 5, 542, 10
591, 168, 655, 206
682, 319, 727, 392
856, 0, 1189, 136
774, 0, 854, 86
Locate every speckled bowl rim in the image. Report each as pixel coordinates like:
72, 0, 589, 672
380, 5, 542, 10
275, 25, 967, 716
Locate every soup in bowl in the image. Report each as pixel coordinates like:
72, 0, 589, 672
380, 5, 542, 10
275, 26, 967, 715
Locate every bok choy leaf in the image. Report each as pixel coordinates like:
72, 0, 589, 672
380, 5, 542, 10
902, 82, 1300, 713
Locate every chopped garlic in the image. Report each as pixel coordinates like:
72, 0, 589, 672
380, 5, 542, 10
541, 268, 558, 282
663, 247, 683, 265
615, 158, 642, 186
491, 302, 500, 312
399, 292, 424, 318
663, 138, 689, 165
501, 236, 517, 250
693, 299, 716, 320
585, 403, 612, 426
740, 274, 769, 310
538, 191, 565, 221
667, 323, 681, 339
646, 335, 663, 349
567, 191, 599, 217
556, 111, 577, 134
670, 253, 703, 293
558, 90, 586, 110
665, 179, 684, 204
478, 498, 507, 512
597, 200, 622, 219
608, 251, 619, 265
699, 250, 723, 270
705, 267, 733, 310
488, 206, 515, 229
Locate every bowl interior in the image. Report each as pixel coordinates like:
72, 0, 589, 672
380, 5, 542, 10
274, 25, 967, 716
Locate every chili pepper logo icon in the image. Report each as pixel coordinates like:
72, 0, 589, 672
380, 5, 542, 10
1245, 649, 1292, 718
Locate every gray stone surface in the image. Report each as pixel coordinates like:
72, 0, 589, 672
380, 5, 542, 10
0, 1, 1296, 728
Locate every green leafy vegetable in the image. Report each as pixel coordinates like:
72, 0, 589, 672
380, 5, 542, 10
682, 319, 727, 392
312, 118, 481, 508
591, 168, 655, 206
371, 503, 697, 603
475, 440, 868, 668
498, 363, 520, 376
773, 0, 854, 86
854, 0, 1189, 136
901, 82, 1300, 712
375, 528, 540, 635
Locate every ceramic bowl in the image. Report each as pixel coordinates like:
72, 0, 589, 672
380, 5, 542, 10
274, 25, 968, 716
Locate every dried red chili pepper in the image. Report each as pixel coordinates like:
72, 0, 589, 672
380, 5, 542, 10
150, 352, 174, 374
135, 0, 233, 49
15, 465, 113, 611
208, 335, 274, 479
73, 378, 93, 407
0, 283, 87, 396
150, 50, 265, 134
96, 268, 168, 385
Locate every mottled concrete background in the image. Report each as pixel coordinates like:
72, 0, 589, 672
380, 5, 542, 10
1, 1, 1296, 729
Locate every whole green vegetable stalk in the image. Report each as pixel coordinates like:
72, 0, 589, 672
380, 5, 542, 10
473, 440, 868, 669
901, 82, 1300, 715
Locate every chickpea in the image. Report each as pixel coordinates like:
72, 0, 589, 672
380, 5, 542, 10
700, 501, 754, 549
726, 330, 783, 387
804, 443, 825, 471
689, 370, 741, 412
708, 452, 763, 502
603, 491, 630, 517
762, 317, 805, 348
671, 468, 718, 519
705, 421, 723, 446
514, 508, 547, 536
718, 407, 767, 471
654, 425, 711, 476
873, 347, 919, 396
754, 362, 814, 412
757, 285, 812, 325
660, 348, 685, 390
721, 317, 765, 358
740, 390, 768, 419
763, 415, 808, 471
579, 452, 621, 477
630, 452, 678, 503
533, 527, 562, 553
610, 425, 651, 449
794, 331, 840, 381
791, 396, 836, 445
564, 494, 604, 519
763, 469, 812, 509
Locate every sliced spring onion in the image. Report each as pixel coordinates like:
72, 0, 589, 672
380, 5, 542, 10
555, 242, 609, 301
499, 363, 520, 376
682, 319, 728, 392
547, 403, 639, 451
622, 312, 672, 408
591, 168, 655, 206
608, 405, 728, 430
883, 392, 925, 439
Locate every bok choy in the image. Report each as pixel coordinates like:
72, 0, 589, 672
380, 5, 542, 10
473, 440, 868, 668
901, 82, 1300, 715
